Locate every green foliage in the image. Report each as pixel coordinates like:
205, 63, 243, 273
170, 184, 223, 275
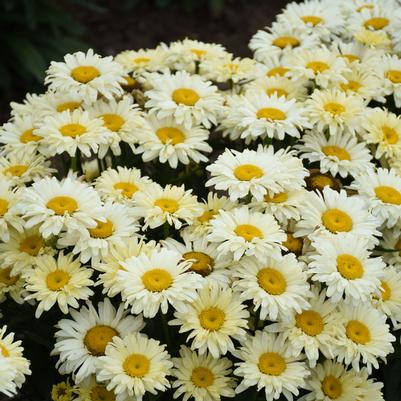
0, 0, 89, 91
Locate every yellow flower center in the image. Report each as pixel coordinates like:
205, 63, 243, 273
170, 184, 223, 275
283, 233, 303, 256
301, 15, 323, 26
56, 101, 82, 113
84, 325, 118, 355
380, 280, 392, 301
257, 268, 287, 295
156, 127, 185, 144
154, 198, 179, 213
0, 198, 9, 217
310, 173, 336, 190
142, 268, 173, 292
70, 66, 100, 83
59, 123, 87, 137
341, 80, 362, 92
396, 238, 401, 256
382, 126, 399, 144
256, 107, 286, 121
133, 57, 150, 64
322, 145, 351, 161
258, 352, 286, 376
113, 182, 138, 198
341, 54, 361, 63
183, 251, 214, 277
306, 61, 329, 73
0, 268, 19, 286
91, 385, 115, 401
386, 70, 401, 84
191, 48, 208, 58
47, 196, 78, 215
122, 75, 137, 90
198, 209, 216, 223
0, 344, 9, 357
295, 310, 324, 336
375, 185, 401, 205
46, 270, 71, 291
322, 209, 353, 233
199, 307, 226, 331
234, 224, 264, 241
19, 235, 44, 256
101, 114, 125, 132
234, 164, 264, 181
266, 88, 289, 98
172, 88, 200, 106
337, 253, 363, 280
20, 128, 42, 143
89, 219, 114, 238
264, 192, 288, 203
4, 165, 28, 177
364, 17, 389, 30
324, 102, 345, 115
272, 36, 300, 49
346, 320, 371, 344
191, 367, 215, 388
267, 67, 289, 77
322, 375, 343, 399
123, 354, 150, 378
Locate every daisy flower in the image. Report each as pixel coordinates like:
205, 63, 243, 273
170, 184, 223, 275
24, 252, 94, 318
0, 267, 27, 304
133, 115, 212, 168
309, 233, 385, 304
377, 54, 401, 107
51, 381, 73, 401
330, 39, 381, 68
9, 92, 42, 118
233, 254, 311, 321
133, 183, 202, 230
361, 107, 401, 160
256, 55, 292, 79
0, 358, 20, 397
95, 166, 152, 203
37, 109, 110, 158
171, 346, 236, 401
234, 331, 309, 401
380, 226, 401, 267
354, 370, 385, 401
72, 375, 126, 401
45, 49, 125, 102
18, 175, 103, 238
145, 71, 224, 129
52, 298, 144, 383
353, 27, 392, 50
221, 91, 310, 141
114, 46, 168, 73
117, 248, 203, 318
35, 91, 85, 117
297, 130, 373, 178
295, 187, 380, 245
333, 303, 395, 372
207, 206, 286, 261
305, 88, 364, 136
349, 167, 401, 228
170, 282, 249, 358
162, 236, 233, 286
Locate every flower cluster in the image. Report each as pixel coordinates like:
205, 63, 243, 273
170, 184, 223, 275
2, 1, 401, 401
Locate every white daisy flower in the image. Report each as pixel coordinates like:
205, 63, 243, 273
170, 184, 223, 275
233, 254, 311, 321
0, 267, 27, 304
45, 49, 125, 102
52, 298, 144, 383
305, 88, 364, 136
255, 55, 292, 79
309, 233, 385, 304
295, 187, 380, 245
297, 130, 373, 178
378, 54, 401, 107
349, 167, 401, 228
114, 46, 168, 73
35, 91, 85, 117
95, 166, 152, 204
353, 26, 392, 50
72, 375, 125, 401
333, 303, 395, 372
145, 71, 224, 129
133, 115, 212, 168
162, 236, 233, 286
207, 206, 286, 261
170, 282, 249, 358
353, 368, 385, 401
171, 346, 236, 401
0, 357, 19, 397
97, 332, 173, 401
221, 91, 310, 141
24, 252, 94, 318
133, 183, 202, 230
117, 248, 203, 318
58, 201, 140, 263
234, 331, 309, 401
9, 92, 42, 118
18, 175, 103, 238
380, 225, 401, 267
37, 109, 110, 158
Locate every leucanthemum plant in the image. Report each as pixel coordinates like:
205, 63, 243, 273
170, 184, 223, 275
2, 1, 401, 400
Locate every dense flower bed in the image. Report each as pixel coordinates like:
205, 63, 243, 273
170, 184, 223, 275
1, 0, 401, 400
